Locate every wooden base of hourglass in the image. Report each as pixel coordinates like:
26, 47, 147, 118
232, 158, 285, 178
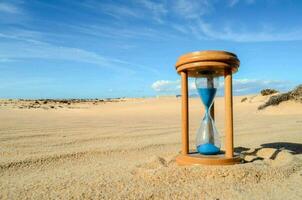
176, 153, 241, 165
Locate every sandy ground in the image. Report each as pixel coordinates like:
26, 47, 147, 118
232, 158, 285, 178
0, 95, 302, 200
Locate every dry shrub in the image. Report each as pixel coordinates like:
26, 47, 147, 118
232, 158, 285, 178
260, 89, 279, 96
258, 85, 302, 110
241, 97, 248, 102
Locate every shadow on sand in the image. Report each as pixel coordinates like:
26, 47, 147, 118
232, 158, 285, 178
235, 142, 302, 162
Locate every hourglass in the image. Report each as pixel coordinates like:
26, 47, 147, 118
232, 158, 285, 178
175, 50, 241, 165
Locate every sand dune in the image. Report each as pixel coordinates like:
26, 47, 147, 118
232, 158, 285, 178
0, 96, 302, 199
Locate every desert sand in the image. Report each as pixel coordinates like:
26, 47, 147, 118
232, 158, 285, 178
0, 95, 302, 199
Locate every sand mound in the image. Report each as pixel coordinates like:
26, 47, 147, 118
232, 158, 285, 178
131, 151, 301, 199
242, 94, 271, 104
258, 84, 302, 110
136, 156, 168, 169
134, 148, 298, 184
256, 148, 294, 166
256, 148, 279, 159
240, 147, 296, 167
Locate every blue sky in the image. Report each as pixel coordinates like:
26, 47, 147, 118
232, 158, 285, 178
0, 0, 302, 98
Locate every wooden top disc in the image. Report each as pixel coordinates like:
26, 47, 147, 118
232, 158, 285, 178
175, 50, 240, 77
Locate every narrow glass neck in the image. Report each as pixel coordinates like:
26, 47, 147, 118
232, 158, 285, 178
205, 103, 213, 113
207, 77, 214, 88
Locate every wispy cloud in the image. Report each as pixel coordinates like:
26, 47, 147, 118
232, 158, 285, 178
81, 0, 167, 24
68, 23, 173, 41
0, 2, 21, 14
26, 0, 299, 43
138, 0, 167, 23
0, 1, 30, 24
169, 1, 302, 42
0, 32, 111, 66
0, 28, 160, 75
231, 79, 293, 93
173, 0, 212, 19
228, 0, 240, 7
0, 58, 15, 63
0, 29, 44, 44
194, 19, 302, 42
82, 1, 141, 19
0, 77, 56, 90
228, 0, 256, 7
151, 78, 294, 95
102, 4, 140, 19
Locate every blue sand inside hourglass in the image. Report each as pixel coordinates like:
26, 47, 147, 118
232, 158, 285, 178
197, 88, 220, 155
197, 88, 217, 109
197, 143, 220, 155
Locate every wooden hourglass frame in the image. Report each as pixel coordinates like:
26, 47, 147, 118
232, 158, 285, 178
175, 50, 241, 165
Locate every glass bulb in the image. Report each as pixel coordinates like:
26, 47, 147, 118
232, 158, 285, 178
195, 72, 221, 155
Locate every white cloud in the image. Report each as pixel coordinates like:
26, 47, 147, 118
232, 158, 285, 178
151, 78, 294, 95
189, 81, 196, 90
151, 79, 196, 93
151, 80, 180, 92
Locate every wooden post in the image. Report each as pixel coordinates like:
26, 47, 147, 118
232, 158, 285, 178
224, 69, 234, 158
181, 71, 189, 155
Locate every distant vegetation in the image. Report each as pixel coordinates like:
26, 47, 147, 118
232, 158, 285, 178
260, 89, 279, 96
258, 85, 302, 110
0, 98, 125, 110
241, 97, 248, 102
